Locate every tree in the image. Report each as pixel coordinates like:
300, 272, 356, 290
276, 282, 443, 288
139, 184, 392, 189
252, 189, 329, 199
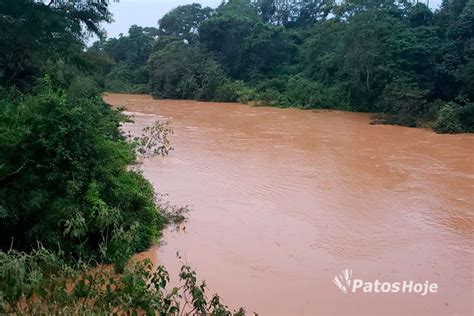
148, 42, 226, 100
97, 0, 473, 132
90, 25, 159, 92
240, 23, 293, 78
334, 0, 412, 19
158, 3, 213, 43
0, 0, 113, 86
0, 82, 165, 256
199, 13, 259, 78
256, 0, 335, 26
434, 103, 463, 133
298, 0, 336, 25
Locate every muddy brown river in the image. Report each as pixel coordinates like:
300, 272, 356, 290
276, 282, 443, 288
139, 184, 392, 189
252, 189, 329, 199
105, 94, 473, 315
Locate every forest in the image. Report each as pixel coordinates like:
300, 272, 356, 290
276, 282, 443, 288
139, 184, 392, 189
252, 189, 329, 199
93, 0, 474, 133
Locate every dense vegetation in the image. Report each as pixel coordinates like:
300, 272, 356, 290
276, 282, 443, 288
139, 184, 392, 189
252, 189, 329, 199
0, 247, 244, 314
0, 1, 241, 313
0, 0, 164, 263
94, 0, 474, 133
1, 81, 164, 264
0, 0, 471, 313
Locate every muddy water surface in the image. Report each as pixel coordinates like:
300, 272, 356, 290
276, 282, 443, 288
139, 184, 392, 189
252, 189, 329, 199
105, 94, 473, 315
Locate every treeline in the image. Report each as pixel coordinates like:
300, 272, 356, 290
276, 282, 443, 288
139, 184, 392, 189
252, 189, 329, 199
93, 0, 474, 133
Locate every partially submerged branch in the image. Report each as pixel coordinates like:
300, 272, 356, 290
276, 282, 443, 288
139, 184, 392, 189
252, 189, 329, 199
134, 120, 174, 159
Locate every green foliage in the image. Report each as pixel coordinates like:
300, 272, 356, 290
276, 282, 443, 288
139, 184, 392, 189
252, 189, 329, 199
148, 42, 226, 100
91, 25, 159, 93
240, 23, 293, 79
89, 0, 474, 132
134, 120, 174, 159
0, 1, 249, 313
67, 76, 101, 100
0, 247, 245, 315
459, 101, 474, 133
456, 56, 474, 100
376, 78, 430, 127
0, 0, 112, 87
279, 76, 348, 109
215, 80, 243, 102
158, 3, 214, 43
92, 25, 158, 66
156, 194, 190, 227
257, 0, 335, 26
104, 62, 150, 93
199, 13, 259, 79
434, 103, 463, 134
0, 81, 164, 258
40, 49, 114, 92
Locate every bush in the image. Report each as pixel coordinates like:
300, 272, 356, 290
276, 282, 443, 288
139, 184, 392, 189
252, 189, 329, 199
280, 76, 347, 109
434, 103, 463, 133
254, 77, 288, 94
255, 88, 282, 106
237, 86, 258, 104
0, 80, 164, 258
376, 79, 429, 127
215, 80, 245, 102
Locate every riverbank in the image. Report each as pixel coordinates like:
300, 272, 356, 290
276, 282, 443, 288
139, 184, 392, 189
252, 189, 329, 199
111, 91, 473, 135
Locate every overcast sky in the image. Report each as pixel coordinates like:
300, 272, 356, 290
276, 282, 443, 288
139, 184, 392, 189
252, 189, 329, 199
101, 0, 443, 39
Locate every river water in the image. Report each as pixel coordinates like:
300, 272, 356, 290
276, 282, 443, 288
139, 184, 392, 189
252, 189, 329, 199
104, 94, 473, 315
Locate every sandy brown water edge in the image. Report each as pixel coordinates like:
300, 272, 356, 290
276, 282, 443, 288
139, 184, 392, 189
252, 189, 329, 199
105, 93, 473, 315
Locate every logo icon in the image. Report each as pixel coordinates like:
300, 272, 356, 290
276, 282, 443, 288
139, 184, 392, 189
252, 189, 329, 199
333, 269, 353, 294
332, 269, 439, 295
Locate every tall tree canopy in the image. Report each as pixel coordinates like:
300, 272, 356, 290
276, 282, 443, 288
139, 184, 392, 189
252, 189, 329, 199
95, 0, 473, 133
158, 3, 214, 43
0, 0, 113, 86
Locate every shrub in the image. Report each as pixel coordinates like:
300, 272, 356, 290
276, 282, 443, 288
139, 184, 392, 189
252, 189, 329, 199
215, 80, 245, 102
434, 103, 463, 133
255, 88, 282, 106
281, 76, 347, 109
376, 79, 429, 127
237, 86, 257, 104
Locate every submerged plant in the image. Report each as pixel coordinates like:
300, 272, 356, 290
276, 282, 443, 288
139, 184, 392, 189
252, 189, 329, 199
156, 193, 190, 228
134, 120, 174, 159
